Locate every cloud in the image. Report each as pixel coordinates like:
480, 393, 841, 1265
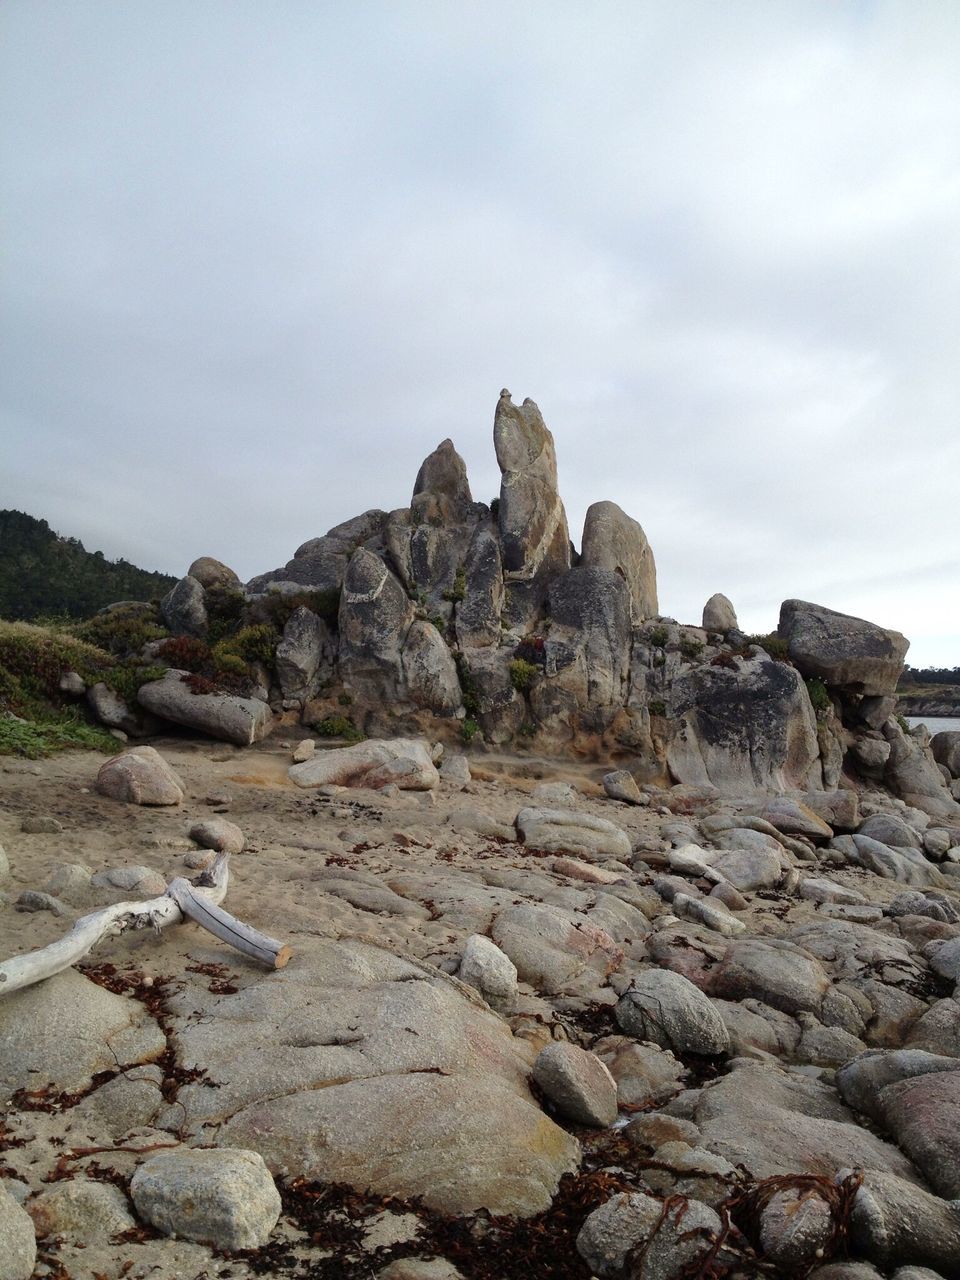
1, 0, 958, 665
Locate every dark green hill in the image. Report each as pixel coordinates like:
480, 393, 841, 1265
0, 509, 177, 621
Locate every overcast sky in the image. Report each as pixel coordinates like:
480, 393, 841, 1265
2, 2, 958, 666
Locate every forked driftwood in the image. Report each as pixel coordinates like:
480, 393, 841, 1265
0, 852, 291, 997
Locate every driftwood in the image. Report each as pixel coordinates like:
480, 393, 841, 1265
0, 852, 291, 997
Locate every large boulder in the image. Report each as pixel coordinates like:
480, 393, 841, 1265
883, 720, 960, 820
338, 548, 414, 704
289, 738, 439, 790
542, 567, 632, 724
777, 599, 909, 697
579, 500, 658, 622
932, 731, 960, 778
493, 390, 570, 615
96, 745, 185, 805
161, 575, 207, 637
138, 671, 273, 745
702, 593, 738, 633
615, 970, 730, 1056
164, 942, 580, 1217
187, 557, 240, 590
400, 620, 462, 715
455, 526, 504, 649
0, 1185, 35, 1280
490, 903, 623, 997
275, 606, 334, 701
411, 438, 473, 525
667, 651, 821, 793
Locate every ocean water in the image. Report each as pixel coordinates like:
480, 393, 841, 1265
907, 716, 960, 735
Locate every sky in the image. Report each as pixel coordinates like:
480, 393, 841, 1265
1, 1, 958, 667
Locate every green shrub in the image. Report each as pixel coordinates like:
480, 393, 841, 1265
509, 658, 539, 693
210, 647, 249, 678
805, 677, 831, 718
157, 635, 211, 672
679, 637, 703, 661
649, 699, 667, 717
461, 717, 480, 743
0, 711, 117, 759
0, 620, 112, 714
648, 625, 669, 648
338, 693, 352, 706
74, 605, 167, 657
313, 715, 363, 742
896, 712, 911, 733
454, 654, 480, 716
518, 721, 537, 738
745, 633, 790, 661
262, 588, 341, 631
205, 586, 246, 643
443, 566, 467, 604
102, 663, 167, 704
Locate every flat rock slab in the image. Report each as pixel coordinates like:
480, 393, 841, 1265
162, 941, 579, 1217
289, 738, 439, 791
138, 671, 273, 746
515, 807, 631, 860
0, 968, 166, 1096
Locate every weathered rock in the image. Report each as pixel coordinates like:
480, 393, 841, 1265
760, 795, 833, 838
458, 646, 525, 742
801, 788, 860, 831
130, 1148, 281, 1250
87, 681, 145, 735
455, 526, 504, 649
290, 739, 439, 790
932, 732, 960, 779
378, 1262, 465, 1280
760, 1186, 835, 1268
543, 567, 633, 720
616, 970, 730, 1056
840, 833, 946, 887
494, 391, 570, 616
188, 556, 240, 590
852, 735, 892, 773
887, 890, 959, 922
275, 606, 333, 701
708, 938, 830, 1016
338, 549, 414, 703
580, 500, 658, 622
401, 620, 462, 715
171, 943, 580, 1217
189, 818, 244, 854
598, 1039, 687, 1107
96, 745, 185, 806
458, 935, 518, 1015
884, 720, 960, 819
491, 903, 622, 997
90, 864, 167, 894
667, 651, 821, 793
411, 439, 473, 524
708, 846, 783, 892
439, 753, 471, 785
0, 968, 165, 1095
59, 669, 86, 695
800, 878, 867, 906
777, 599, 909, 697
603, 769, 643, 804
15, 888, 67, 914
138, 671, 273, 745
28, 1179, 135, 1241
0, 1184, 35, 1280
702, 594, 737, 633
859, 812, 923, 848
20, 814, 63, 833
515, 807, 631, 860
161, 575, 208, 636
906, 1000, 960, 1056
247, 510, 386, 594
624, 1112, 701, 1153
850, 1170, 960, 1277
878, 1069, 960, 1197
532, 1042, 618, 1127
576, 1190, 720, 1280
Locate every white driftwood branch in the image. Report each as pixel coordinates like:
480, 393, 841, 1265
0, 853, 290, 997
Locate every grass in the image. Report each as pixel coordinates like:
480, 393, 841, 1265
0, 711, 118, 759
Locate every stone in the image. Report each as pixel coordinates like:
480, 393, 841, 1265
760, 1186, 835, 1268
90, 864, 167, 894
602, 769, 643, 804
932, 731, 960, 778
532, 1042, 618, 1127
576, 1191, 720, 1280
702, 593, 737, 633
878, 1068, 960, 1197
20, 814, 62, 833
888, 891, 959, 922
883, 720, 960, 820
43, 862, 92, 900
673, 893, 746, 936
598, 1039, 687, 1107
491, 902, 622, 997
439, 753, 471, 785
850, 1170, 960, 1276
337, 549, 415, 704
852, 736, 892, 772
275, 606, 332, 701
292, 738, 315, 763
800, 877, 868, 905
0, 967, 166, 1095
455, 526, 504, 649
711, 998, 801, 1058
28, 1179, 135, 1241
544, 566, 633, 719
130, 1147, 281, 1250
858, 813, 923, 848
777, 599, 909, 697
624, 1112, 701, 1152
188, 556, 240, 589
760, 795, 833, 838
378, 1262, 465, 1280
906, 1000, 960, 1056
580, 500, 658, 622
59, 669, 86, 695
801, 788, 860, 831
290, 738, 439, 791
842, 833, 946, 887
14, 890, 67, 915
930, 937, 960, 981
493, 390, 570, 593
0, 1184, 35, 1280
616, 970, 730, 1056
667, 651, 821, 792
708, 846, 783, 892
458, 934, 518, 1015
709, 937, 832, 1018
96, 745, 185, 806
515, 807, 631, 860
87, 680, 144, 735
401, 620, 462, 715
188, 817, 244, 854
924, 828, 952, 858
412, 438, 473, 524
161, 574, 208, 636
138, 670, 273, 745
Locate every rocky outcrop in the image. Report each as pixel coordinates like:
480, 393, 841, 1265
883, 720, 960, 820
247, 510, 387, 593
455, 527, 504, 649
580, 500, 657, 622
702, 593, 737, 633
338, 549, 414, 704
542, 567, 632, 729
161, 575, 208, 636
401, 620, 462, 715
275, 605, 334, 702
667, 651, 821, 793
778, 600, 909, 697
188, 557, 240, 590
412, 438, 474, 525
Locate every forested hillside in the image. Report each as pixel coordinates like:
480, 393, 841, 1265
0, 509, 177, 620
